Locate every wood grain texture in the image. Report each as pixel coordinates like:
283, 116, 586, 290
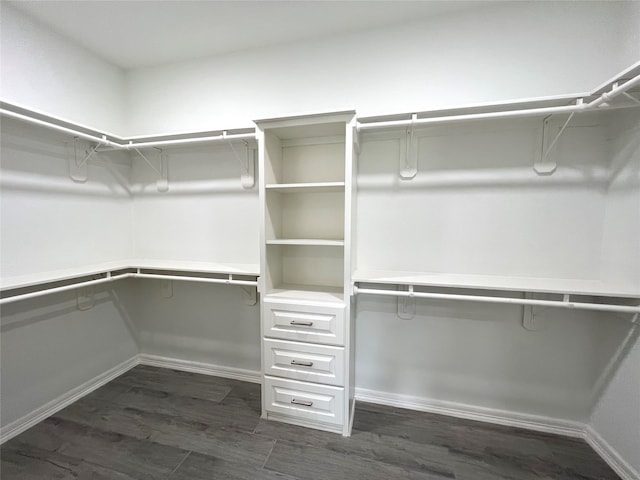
1, 366, 620, 480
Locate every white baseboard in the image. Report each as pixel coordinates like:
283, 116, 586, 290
584, 426, 640, 480
0, 355, 139, 444
354, 387, 585, 438
138, 354, 262, 384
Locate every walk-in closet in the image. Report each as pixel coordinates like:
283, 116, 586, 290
1, 1, 639, 479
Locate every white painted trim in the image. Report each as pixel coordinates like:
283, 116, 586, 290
138, 354, 262, 384
584, 426, 640, 480
354, 387, 584, 438
0, 356, 139, 444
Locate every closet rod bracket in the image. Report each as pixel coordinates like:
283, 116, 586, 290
241, 285, 258, 306
133, 147, 169, 192
535, 112, 575, 175
400, 114, 418, 180
69, 137, 102, 183
225, 133, 256, 189
76, 286, 95, 311
522, 293, 542, 331
397, 285, 415, 320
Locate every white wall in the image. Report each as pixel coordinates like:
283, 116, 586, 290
0, 119, 138, 432
125, 1, 640, 136
590, 332, 640, 477
356, 116, 609, 281
589, 109, 640, 478
600, 109, 640, 291
0, 3, 126, 134
131, 143, 259, 268
355, 296, 624, 423
0, 283, 139, 429
125, 281, 260, 372
127, 142, 261, 372
0, 119, 133, 287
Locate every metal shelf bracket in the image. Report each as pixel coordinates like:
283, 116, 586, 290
397, 285, 415, 319
133, 147, 169, 192
522, 293, 541, 331
76, 286, 95, 311
226, 134, 256, 189
535, 110, 576, 175
400, 114, 418, 179
241, 286, 258, 306
69, 137, 97, 182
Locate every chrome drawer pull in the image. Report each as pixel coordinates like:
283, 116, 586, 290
291, 398, 313, 407
290, 360, 314, 367
290, 320, 313, 326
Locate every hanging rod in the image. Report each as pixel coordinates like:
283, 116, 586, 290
0, 108, 122, 148
125, 132, 256, 149
353, 286, 640, 314
130, 272, 258, 286
0, 106, 256, 149
0, 273, 133, 305
0, 270, 259, 305
357, 73, 640, 131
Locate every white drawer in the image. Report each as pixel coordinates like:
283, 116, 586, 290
263, 338, 344, 386
263, 300, 345, 345
264, 376, 344, 427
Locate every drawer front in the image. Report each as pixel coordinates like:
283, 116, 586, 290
263, 301, 345, 345
263, 338, 344, 386
264, 376, 344, 427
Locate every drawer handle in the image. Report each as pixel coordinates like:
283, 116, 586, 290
291, 398, 313, 407
290, 360, 314, 367
290, 320, 313, 327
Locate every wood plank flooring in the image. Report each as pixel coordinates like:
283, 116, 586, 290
1, 365, 620, 479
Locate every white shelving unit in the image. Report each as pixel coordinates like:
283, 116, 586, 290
352, 65, 640, 316
257, 111, 357, 435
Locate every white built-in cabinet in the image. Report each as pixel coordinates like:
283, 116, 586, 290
257, 112, 358, 435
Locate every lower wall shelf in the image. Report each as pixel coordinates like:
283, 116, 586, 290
0, 262, 260, 305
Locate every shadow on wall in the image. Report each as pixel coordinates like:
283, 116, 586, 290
354, 293, 637, 421
0, 283, 140, 348
589, 317, 640, 410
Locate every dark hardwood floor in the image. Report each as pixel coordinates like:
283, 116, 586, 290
1, 365, 620, 479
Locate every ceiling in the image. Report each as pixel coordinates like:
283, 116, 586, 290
8, 0, 487, 70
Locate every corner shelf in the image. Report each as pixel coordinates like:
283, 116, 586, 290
1, 260, 260, 305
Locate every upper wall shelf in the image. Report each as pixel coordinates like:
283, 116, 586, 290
0, 101, 256, 149
2, 63, 638, 153
356, 63, 640, 132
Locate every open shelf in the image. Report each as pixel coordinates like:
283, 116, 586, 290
266, 283, 345, 303
265, 186, 345, 242
1, 259, 260, 292
266, 182, 345, 193
352, 269, 640, 299
266, 239, 344, 246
